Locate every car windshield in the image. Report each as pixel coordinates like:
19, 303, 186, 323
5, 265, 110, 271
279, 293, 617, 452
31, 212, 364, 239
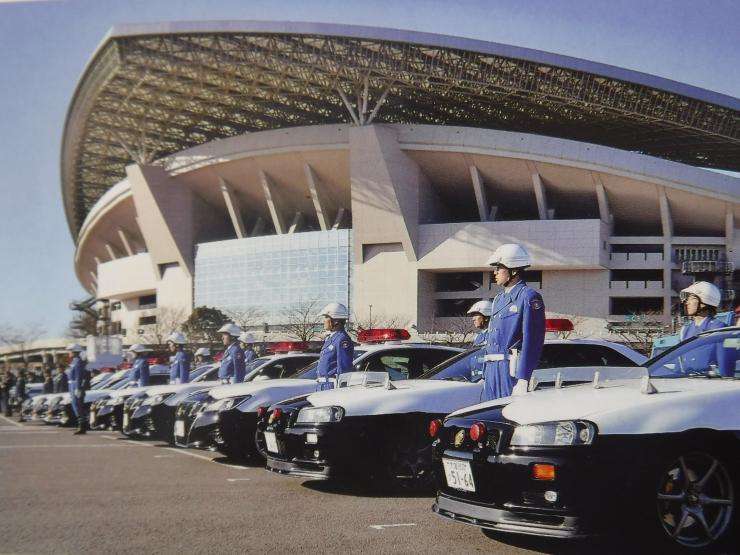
243, 358, 272, 381
189, 364, 216, 381
420, 347, 481, 381
648, 330, 740, 378
293, 350, 367, 380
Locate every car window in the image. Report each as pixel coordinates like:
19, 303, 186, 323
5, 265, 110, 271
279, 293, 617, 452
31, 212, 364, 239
355, 350, 417, 380
294, 350, 367, 380
424, 348, 481, 380
149, 374, 170, 385
649, 333, 739, 378
282, 356, 318, 377
537, 344, 638, 369
194, 366, 220, 382
258, 362, 287, 380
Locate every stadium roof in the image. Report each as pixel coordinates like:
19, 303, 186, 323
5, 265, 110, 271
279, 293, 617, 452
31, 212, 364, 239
62, 21, 740, 237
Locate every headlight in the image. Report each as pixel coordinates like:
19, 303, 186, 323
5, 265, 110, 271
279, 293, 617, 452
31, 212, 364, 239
207, 396, 251, 412
296, 406, 344, 424
151, 393, 174, 405
510, 421, 596, 447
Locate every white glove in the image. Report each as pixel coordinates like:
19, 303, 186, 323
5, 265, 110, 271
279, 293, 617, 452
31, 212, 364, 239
512, 379, 528, 396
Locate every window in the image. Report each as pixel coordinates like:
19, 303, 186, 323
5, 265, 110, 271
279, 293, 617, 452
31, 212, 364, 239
138, 315, 156, 326
649, 333, 739, 378
610, 297, 663, 315
537, 344, 639, 369
138, 294, 157, 309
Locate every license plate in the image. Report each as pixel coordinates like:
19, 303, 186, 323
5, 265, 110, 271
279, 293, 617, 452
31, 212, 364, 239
305, 433, 318, 445
123, 413, 129, 428
443, 458, 476, 492
175, 420, 185, 438
89, 411, 96, 426
264, 431, 278, 453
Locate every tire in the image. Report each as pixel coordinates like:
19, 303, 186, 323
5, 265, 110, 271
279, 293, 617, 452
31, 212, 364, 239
384, 434, 437, 492
253, 429, 267, 460
652, 448, 736, 551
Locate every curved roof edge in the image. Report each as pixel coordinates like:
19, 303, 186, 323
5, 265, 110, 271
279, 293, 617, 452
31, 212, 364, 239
95, 20, 739, 111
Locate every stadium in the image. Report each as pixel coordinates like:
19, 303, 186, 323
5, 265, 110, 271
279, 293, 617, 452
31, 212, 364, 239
63, 21, 740, 341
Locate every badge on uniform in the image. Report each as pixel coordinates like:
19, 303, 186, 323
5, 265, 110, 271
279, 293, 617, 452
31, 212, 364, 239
530, 298, 543, 310
328, 345, 334, 351
340, 340, 350, 349
509, 305, 518, 313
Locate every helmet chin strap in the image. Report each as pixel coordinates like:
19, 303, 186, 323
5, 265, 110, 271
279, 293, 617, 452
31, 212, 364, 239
504, 268, 522, 288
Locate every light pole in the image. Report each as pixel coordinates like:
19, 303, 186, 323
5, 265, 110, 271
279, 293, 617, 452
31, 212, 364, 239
369, 305, 373, 329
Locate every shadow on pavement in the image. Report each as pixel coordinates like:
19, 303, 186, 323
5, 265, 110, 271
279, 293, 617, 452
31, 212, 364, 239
211, 455, 265, 468
301, 478, 434, 499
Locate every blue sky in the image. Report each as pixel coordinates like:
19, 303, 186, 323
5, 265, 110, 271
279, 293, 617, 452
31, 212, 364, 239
0, 0, 738, 337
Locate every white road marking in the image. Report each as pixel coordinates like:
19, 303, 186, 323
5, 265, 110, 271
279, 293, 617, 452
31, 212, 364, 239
369, 523, 417, 530
0, 415, 24, 428
0, 430, 61, 434
163, 447, 216, 462
153, 454, 174, 458
226, 478, 251, 482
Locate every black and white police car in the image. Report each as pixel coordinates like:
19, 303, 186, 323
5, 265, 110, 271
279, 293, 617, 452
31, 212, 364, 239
263, 329, 645, 489
432, 326, 740, 551
45, 369, 132, 426
128, 348, 318, 444
174, 331, 462, 459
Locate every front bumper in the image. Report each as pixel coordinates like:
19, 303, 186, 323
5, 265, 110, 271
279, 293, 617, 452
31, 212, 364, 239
215, 409, 258, 458
90, 404, 120, 430
174, 410, 219, 449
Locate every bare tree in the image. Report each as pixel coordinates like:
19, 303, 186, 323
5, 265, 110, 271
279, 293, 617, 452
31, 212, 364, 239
224, 306, 267, 330
142, 307, 188, 348
606, 311, 670, 355
428, 316, 475, 347
281, 300, 322, 342
66, 312, 98, 339
348, 311, 405, 334
0, 323, 46, 365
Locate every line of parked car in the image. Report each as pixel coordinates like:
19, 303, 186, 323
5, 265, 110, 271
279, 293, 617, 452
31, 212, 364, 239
22, 324, 740, 552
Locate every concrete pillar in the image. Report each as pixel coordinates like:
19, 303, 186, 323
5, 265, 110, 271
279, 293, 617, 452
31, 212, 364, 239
658, 187, 674, 322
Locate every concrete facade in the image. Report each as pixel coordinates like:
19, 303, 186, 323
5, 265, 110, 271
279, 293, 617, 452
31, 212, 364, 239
73, 124, 740, 340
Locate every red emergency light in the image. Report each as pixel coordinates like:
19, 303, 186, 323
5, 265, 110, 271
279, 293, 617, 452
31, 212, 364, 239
544, 319, 574, 332
213, 352, 224, 362
119, 362, 133, 369
357, 329, 411, 343
271, 341, 308, 353
146, 356, 168, 365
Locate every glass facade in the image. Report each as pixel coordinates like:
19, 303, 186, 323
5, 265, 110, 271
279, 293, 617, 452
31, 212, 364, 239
194, 230, 352, 323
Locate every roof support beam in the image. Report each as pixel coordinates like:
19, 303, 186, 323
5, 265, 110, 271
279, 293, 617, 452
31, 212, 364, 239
337, 88, 361, 126
304, 163, 330, 231
366, 82, 393, 125
288, 212, 303, 234
469, 165, 489, 222
104, 243, 118, 261
259, 170, 286, 235
532, 172, 549, 220
332, 207, 346, 230
594, 176, 612, 224
89, 272, 97, 284
117, 228, 135, 257
725, 206, 734, 248
658, 187, 673, 238
94, 256, 102, 267
251, 216, 265, 237
219, 177, 247, 239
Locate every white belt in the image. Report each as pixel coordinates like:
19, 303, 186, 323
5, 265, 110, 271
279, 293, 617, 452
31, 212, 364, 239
316, 377, 330, 383
484, 354, 508, 362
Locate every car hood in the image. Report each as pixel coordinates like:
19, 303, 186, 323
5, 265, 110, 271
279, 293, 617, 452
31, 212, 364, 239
452, 377, 740, 435
304, 379, 483, 417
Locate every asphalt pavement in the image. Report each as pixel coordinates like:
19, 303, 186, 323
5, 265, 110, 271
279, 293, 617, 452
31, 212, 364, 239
0, 416, 719, 555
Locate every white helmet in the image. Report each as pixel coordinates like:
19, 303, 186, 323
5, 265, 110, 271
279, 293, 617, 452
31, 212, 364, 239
166, 332, 187, 345
194, 347, 211, 357
680, 281, 721, 308
486, 243, 531, 269
238, 332, 256, 344
218, 323, 241, 337
66, 343, 83, 353
127, 344, 149, 354
467, 300, 493, 317
317, 302, 349, 320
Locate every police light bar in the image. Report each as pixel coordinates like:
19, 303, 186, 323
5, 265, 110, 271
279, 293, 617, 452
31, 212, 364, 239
213, 352, 224, 362
357, 329, 411, 343
271, 341, 308, 353
119, 362, 133, 369
146, 356, 168, 364
545, 319, 574, 332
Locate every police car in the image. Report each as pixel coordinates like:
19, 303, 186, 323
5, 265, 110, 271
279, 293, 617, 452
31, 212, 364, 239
173, 332, 461, 459
263, 331, 645, 489
126, 349, 317, 442
30, 371, 118, 422
45, 369, 132, 426
433, 327, 740, 551
171, 348, 324, 453
88, 363, 171, 431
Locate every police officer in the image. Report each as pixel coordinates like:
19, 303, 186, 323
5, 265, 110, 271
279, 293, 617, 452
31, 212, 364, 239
166, 332, 190, 385
238, 332, 258, 365
482, 244, 546, 401
42, 366, 54, 394
194, 347, 212, 366
218, 323, 245, 384
679, 281, 725, 340
53, 363, 69, 393
467, 300, 493, 382
127, 344, 150, 387
66, 343, 89, 434
15, 369, 27, 422
316, 303, 354, 391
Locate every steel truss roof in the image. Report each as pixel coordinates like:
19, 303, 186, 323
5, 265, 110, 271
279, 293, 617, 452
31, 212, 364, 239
62, 22, 740, 237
